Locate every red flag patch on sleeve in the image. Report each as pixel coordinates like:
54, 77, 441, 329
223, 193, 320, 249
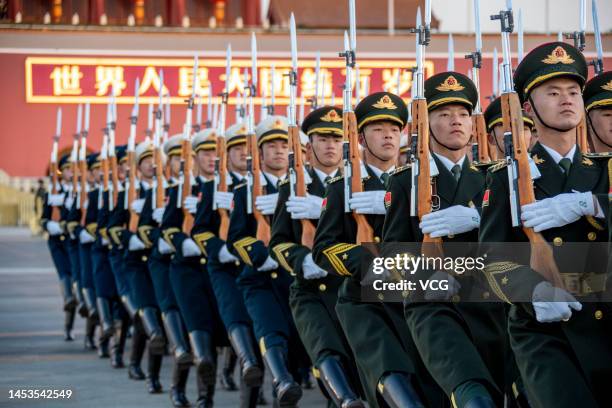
482, 189, 490, 207
384, 191, 392, 209
321, 197, 328, 210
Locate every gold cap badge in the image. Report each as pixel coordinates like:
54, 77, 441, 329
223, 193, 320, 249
372, 95, 398, 110
602, 80, 612, 92
272, 119, 284, 129
320, 109, 342, 122
542, 46, 575, 64
436, 75, 465, 92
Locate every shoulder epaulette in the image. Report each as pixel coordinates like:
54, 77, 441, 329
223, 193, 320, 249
391, 164, 411, 175
328, 175, 344, 184
278, 178, 291, 187
473, 160, 501, 168
234, 181, 248, 189
490, 160, 508, 173
584, 152, 612, 159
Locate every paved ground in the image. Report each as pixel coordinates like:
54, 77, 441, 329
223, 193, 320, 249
0, 227, 327, 407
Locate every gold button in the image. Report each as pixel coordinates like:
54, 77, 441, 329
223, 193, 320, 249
587, 232, 597, 241
374, 236, 381, 243
451, 294, 461, 302
595, 310, 603, 320
553, 237, 563, 246
271, 272, 278, 279
141, 255, 148, 262
60, 235, 65, 241
318, 284, 327, 292
247, 246, 252, 251
482, 291, 490, 299
234, 260, 240, 266
200, 258, 206, 264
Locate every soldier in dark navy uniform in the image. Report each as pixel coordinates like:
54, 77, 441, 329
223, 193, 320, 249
270, 106, 366, 408
583, 70, 612, 153
484, 96, 535, 158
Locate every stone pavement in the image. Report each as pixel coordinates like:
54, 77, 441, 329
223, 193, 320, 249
0, 228, 327, 407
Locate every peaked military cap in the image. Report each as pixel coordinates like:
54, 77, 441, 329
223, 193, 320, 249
192, 128, 218, 152
135, 140, 153, 164
115, 144, 128, 164
86, 153, 100, 170
301, 106, 344, 137
484, 97, 535, 131
513, 41, 588, 103
225, 122, 248, 149
425, 71, 478, 113
58, 153, 71, 171
163, 134, 183, 157
354, 91, 408, 131
583, 71, 612, 112
255, 115, 289, 147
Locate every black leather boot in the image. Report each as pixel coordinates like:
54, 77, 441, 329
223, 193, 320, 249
73, 283, 88, 317
229, 325, 263, 388
189, 330, 216, 386
263, 346, 302, 407
318, 356, 365, 408
59, 276, 77, 312
84, 316, 97, 350
96, 297, 115, 342
464, 396, 496, 408
140, 307, 166, 354
121, 295, 138, 320
220, 346, 238, 391
146, 352, 163, 394
128, 315, 147, 380
111, 318, 129, 368
239, 375, 261, 408
64, 307, 76, 341
196, 370, 215, 408
82, 287, 98, 319
378, 373, 425, 408
98, 336, 110, 358
170, 363, 191, 408
163, 310, 193, 365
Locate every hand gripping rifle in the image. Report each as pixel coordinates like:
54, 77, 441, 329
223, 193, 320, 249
341, 0, 374, 245
288, 15, 317, 249
492, 1, 564, 288
127, 79, 141, 233
179, 56, 198, 234
50, 107, 62, 222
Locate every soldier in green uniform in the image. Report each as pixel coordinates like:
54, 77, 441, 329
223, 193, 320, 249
484, 97, 535, 157
383, 72, 510, 408
479, 42, 612, 408
270, 106, 366, 408
312, 92, 445, 408
583, 71, 612, 153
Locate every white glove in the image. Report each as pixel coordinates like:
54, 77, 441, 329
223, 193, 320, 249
214, 191, 234, 210
181, 238, 202, 257
128, 235, 146, 251
130, 198, 145, 214
532, 281, 582, 323
157, 238, 174, 255
183, 196, 199, 214
79, 229, 95, 244
101, 237, 110, 246
255, 193, 279, 215
48, 193, 65, 206
286, 195, 324, 220
301, 254, 328, 280
64, 194, 75, 209
419, 205, 481, 238
152, 207, 165, 224
349, 190, 386, 214
424, 271, 461, 301
521, 191, 595, 232
46, 220, 63, 236
218, 244, 238, 264
258, 256, 279, 272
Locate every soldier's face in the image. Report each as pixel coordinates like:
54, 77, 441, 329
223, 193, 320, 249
491, 124, 533, 154
138, 157, 154, 179
196, 149, 216, 177
525, 78, 584, 132
169, 155, 181, 177
118, 162, 128, 181
588, 108, 612, 147
260, 139, 289, 171
310, 133, 343, 167
61, 168, 73, 182
360, 121, 401, 162
429, 105, 472, 150
228, 144, 247, 172
90, 168, 100, 183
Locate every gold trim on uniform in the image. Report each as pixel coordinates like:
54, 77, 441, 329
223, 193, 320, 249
233, 236, 258, 266
524, 71, 577, 95
428, 97, 473, 110
320, 109, 343, 122
372, 95, 397, 110
561, 272, 607, 296
322, 243, 359, 276
542, 46, 575, 65
483, 261, 520, 304
435, 75, 465, 92
138, 225, 154, 248
108, 226, 124, 247
271, 243, 297, 274
85, 222, 98, 236
193, 231, 216, 256
162, 227, 181, 251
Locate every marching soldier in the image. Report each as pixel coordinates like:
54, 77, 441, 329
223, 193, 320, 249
270, 106, 366, 407
153, 134, 194, 407
312, 92, 445, 407
41, 153, 78, 341
226, 115, 306, 407
479, 42, 612, 408
202, 121, 265, 408
126, 139, 167, 393
484, 97, 535, 157
384, 72, 510, 407
583, 70, 612, 153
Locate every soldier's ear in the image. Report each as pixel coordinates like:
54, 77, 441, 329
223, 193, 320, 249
523, 100, 532, 115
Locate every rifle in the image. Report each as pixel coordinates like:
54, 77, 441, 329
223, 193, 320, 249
288, 15, 317, 248
99, 129, 110, 211
71, 104, 82, 204
152, 70, 166, 211
590, 0, 604, 75
340, 1, 374, 245
179, 56, 198, 234
108, 88, 119, 210
50, 107, 62, 222
465, 0, 490, 163
492, 2, 564, 288
79, 103, 90, 225
213, 45, 232, 240
127, 79, 141, 233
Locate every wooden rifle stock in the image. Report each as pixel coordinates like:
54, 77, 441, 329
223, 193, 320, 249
472, 112, 490, 162
79, 156, 88, 225
344, 111, 374, 244
288, 125, 316, 249
216, 137, 230, 241
181, 137, 195, 233
110, 155, 119, 208
247, 132, 271, 245
500, 92, 564, 288
576, 113, 589, 153
50, 161, 61, 222
127, 151, 139, 232
153, 146, 165, 209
